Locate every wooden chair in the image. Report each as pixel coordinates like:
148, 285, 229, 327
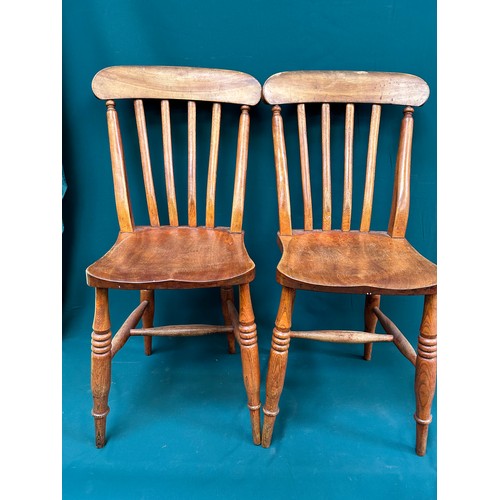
86, 66, 262, 447
261, 71, 437, 456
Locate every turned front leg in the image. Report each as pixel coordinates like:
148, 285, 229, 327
221, 286, 236, 354
363, 294, 381, 360
414, 293, 437, 456
238, 283, 261, 445
91, 288, 112, 448
140, 290, 154, 355
262, 286, 296, 448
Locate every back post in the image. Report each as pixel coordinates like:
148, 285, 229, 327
388, 106, 414, 237
271, 106, 292, 236
105, 100, 134, 232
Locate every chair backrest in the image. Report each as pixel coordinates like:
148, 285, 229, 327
92, 66, 262, 233
262, 71, 430, 238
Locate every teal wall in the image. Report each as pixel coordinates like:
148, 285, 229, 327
63, 0, 436, 335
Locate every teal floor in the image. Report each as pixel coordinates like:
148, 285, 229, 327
63, 302, 436, 499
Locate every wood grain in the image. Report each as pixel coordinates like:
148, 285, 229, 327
110, 299, 149, 358
342, 104, 354, 231
277, 230, 436, 295
93, 66, 262, 105
86, 226, 255, 290
262, 286, 296, 448
106, 101, 134, 232
238, 284, 261, 445
360, 104, 381, 232
263, 71, 430, 106
290, 330, 392, 343
206, 103, 221, 228
321, 103, 332, 230
187, 101, 197, 227
373, 306, 417, 365
91, 288, 112, 448
161, 100, 179, 226
134, 99, 160, 226
388, 107, 414, 237
230, 106, 250, 233
363, 293, 380, 360
297, 104, 313, 230
272, 106, 292, 235
140, 290, 154, 355
415, 293, 437, 456
220, 286, 236, 354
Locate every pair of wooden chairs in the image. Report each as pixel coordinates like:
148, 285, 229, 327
86, 66, 436, 456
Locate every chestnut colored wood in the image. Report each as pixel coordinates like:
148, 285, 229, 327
360, 105, 381, 232
134, 100, 160, 226
140, 290, 154, 355
93, 66, 261, 105
297, 104, 313, 230
290, 330, 392, 343
388, 107, 414, 238
206, 103, 221, 228
263, 71, 430, 106
188, 101, 197, 227
220, 286, 236, 354
130, 324, 233, 336
161, 100, 179, 226
106, 100, 134, 232
230, 106, 251, 233
226, 296, 241, 347
238, 284, 261, 445
277, 231, 436, 295
272, 106, 292, 236
263, 70, 436, 456
321, 103, 332, 230
87, 66, 261, 447
373, 307, 417, 365
87, 226, 255, 290
262, 286, 296, 448
91, 288, 112, 448
342, 103, 354, 231
110, 300, 149, 358
363, 294, 380, 361
415, 293, 437, 456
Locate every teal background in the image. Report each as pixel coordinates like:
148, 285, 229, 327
63, 0, 436, 498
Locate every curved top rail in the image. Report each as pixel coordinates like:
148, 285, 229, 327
92, 66, 262, 105
263, 70, 429, 106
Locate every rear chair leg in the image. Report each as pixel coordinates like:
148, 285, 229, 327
363, 294, 381, 360
91, 288, 112, 448
262, 286, 296, 448
415, 293, 437, 456
220, 286, 236, 354
141, 290, 154, 355
238, 283, 261, 445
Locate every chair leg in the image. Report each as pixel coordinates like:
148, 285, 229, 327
140, 290, 154, 356
91, 288, 112, 448
363, 294, 381, 360
238, 283, 261, 445
414, 293, 437, 456
220, 286, 236, 354
262, 286, 296, 448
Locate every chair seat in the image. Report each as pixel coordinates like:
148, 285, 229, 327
86, 226, 255, 289
276, 230, 436, 295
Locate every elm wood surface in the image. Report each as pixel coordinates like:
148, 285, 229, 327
87, 66, 261, 447
262, 70, 430, 106
92, 66, 262, 105
262, 70, 437, 456
86, 226, 255, 290
276, 231, 436, 295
